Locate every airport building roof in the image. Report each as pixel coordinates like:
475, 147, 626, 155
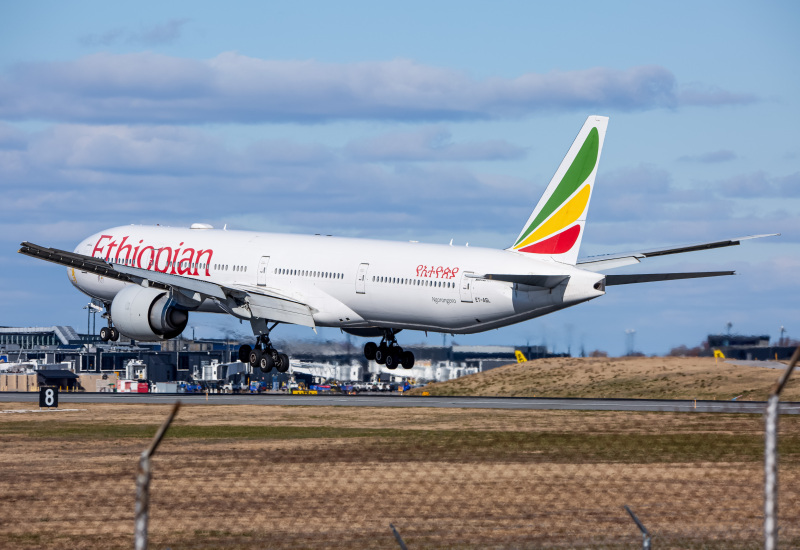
0, 326, 83, 348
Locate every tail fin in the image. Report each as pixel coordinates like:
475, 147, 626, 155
509, 115, 608, 265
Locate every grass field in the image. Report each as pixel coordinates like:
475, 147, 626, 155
1, 403, 799, 549
407, 356, 800, 401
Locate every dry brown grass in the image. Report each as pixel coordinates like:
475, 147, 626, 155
408, 356, 800, 401
1, 403, 799, 549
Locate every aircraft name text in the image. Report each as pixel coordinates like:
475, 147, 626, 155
416, 265, 460, 279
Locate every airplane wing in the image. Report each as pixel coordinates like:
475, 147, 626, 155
17, 242, 316, 328
576, 234, 778, 272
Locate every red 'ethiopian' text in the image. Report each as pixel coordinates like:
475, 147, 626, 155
91, 235, 214, 277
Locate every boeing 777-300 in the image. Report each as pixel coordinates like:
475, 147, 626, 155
18, 116, 776, 371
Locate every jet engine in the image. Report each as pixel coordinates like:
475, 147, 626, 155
110, 285, 189, 341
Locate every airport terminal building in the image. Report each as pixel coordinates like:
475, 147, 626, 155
0, 325, 526, 385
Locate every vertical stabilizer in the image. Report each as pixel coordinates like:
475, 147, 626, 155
509, 116, 608, 265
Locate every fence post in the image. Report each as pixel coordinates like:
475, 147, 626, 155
390, 523, 409, 550
624, 505, 651, 549
134, 402, 181, 550
764, 346, 799, 550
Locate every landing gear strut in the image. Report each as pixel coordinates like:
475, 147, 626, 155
364, 329, 414, 370
241, 324, 290, 374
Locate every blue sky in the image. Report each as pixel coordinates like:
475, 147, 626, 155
1, 1, 798, 355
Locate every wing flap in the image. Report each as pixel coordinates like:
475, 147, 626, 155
230, 284, 316, 328
246, 294, 315, 327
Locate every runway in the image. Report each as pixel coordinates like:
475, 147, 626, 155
1, 392, 798, 414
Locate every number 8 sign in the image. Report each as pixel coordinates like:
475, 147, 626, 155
39, 387, 58, 408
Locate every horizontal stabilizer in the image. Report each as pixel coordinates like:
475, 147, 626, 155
605, 271, 735, 286
471, 273, 570, 289
578, 234, 778, 272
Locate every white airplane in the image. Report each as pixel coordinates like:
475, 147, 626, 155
19, 116, 775, 372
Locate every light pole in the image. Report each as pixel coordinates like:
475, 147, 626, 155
83, 302, 103, 339
625, 329, 636, 356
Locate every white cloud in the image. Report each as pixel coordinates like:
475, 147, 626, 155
344, 126, 527, 162
678, 84, 757, 107
0, 122, 27, 150
2, 124, 795, 256
0, 53, 757, 124
678, 149, 738, 163
79, 19, 190, 47
714, 171, 800, 198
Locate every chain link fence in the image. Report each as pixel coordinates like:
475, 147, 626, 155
1, 351, 798, 549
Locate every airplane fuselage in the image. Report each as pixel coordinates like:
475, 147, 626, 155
70, 225, 605, 335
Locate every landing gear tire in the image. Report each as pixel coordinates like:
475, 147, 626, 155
238, 345, 252, 363
401, 351, 415, 369
99, 327, 111, 342
364, 342, 377, 361
276, 353, 290, 373
375, 344, 388, 365
249, 349, 262, 369
385, 353, 399, 370
259, 353, 275, 372
109, 327, 119, 342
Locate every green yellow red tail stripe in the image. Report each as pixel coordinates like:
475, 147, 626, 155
509, 116, 606, 264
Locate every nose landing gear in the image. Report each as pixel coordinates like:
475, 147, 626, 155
99, 326, 119, 342
99, 308, 119, 342
364, 329, 414, 370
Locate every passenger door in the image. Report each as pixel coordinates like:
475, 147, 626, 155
355, 263, 369, 294
257, 256, 270, 286
459, 271, 474, 303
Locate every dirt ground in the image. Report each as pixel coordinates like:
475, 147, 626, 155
408, 356, 800, 401
1, 403, 799, 549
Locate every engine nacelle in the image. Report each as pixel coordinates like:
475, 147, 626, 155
110, 285, 189, 341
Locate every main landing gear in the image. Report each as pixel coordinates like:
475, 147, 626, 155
238, 330, 289, 374
364, 329, 415, 370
